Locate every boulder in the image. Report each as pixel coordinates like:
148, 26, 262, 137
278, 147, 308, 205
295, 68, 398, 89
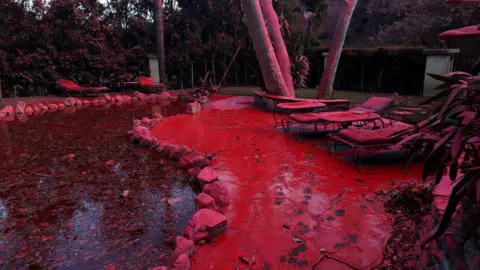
169, 145, 192, 160
92, 98, 100, 107
24, 105, 34, 116
157, 92, 170, 100
184, 209, 227, 243
15, 101, 26, 115
38, 102, 49, 111
197, 166, 218, 185
0, 111, 6, 120
31, 103, 41, 115
47, 103, 58, 112
99, 98, 108, 106
171, 253, 190, 270
133, 119, 143, 127
187, 102, 201, 114
194, 193, 216, 210
103, 93, 113, 102
203, 182, 229, 207
146, 94, 157, 103
133, 91, 147, 100
58, 104, 66, 111
142, 117, 153, 127
64, 97, 76, 107
199, 96, 209, 105
157, 143, 174, 157
2, 105, 14, 116
187, 167, 202, 181
179, 153, 210, 169
115, 95, 124, 104
169, 236, 194, 267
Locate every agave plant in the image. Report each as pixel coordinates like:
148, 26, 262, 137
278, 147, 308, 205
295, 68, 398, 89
399, 71, 480, 243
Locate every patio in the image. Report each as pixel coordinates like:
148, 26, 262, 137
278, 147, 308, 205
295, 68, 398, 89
150, 95, 423, 269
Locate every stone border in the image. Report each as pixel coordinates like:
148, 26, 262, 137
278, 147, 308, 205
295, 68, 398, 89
0, 91, 176, 122
127, 97, 229, 270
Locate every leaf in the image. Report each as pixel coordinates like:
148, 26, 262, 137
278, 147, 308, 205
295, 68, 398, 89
427, 73, 462, 84
419, 88, 451, 106
435, 165, 445, 185
458, 111, 477, 126
426, 128, 456, 161
452, 128, 464, 159
402, 141, 424, 172
421, 172, 477, 243
439, 84, 467, 117
450, 162, 458, 182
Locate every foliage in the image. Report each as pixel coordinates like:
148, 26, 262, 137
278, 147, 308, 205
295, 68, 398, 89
400, 71, 480, 243
365, 0, 480, 45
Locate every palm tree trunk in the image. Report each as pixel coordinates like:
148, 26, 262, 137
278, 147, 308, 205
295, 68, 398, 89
317, 0, 358, 98
260, 0, 295, 97
241, 0, 289, 96
155, 0, 167, 84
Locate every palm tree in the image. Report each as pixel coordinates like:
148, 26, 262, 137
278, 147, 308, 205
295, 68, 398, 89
241, 0, 290, 97
317, 0, 358, 98
155, 0, 167, 84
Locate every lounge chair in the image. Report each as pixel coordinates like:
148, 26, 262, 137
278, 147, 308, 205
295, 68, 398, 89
283, 95, 402, 133
57, 80, 109, 96
137, 76, 164, 92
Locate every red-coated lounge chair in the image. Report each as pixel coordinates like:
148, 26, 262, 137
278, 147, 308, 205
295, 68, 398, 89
283, 95, 402, 133
57, 80, 109, 96
137, 76, 164, 92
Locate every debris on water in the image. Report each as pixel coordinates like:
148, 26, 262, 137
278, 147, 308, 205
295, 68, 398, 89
293, 237, 303, 243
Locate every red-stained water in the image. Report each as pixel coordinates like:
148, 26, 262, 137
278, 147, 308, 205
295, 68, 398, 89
150, 95, 424, 269
0, 102, 195, 269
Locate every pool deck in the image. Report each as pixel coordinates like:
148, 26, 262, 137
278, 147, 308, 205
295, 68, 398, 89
150, 95, 423, 269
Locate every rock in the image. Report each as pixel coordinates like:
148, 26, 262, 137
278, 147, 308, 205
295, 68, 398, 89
199, 96, 209, 105
115, 95, 124, 104
152, 267, 168, 270
169, 236, 194, 267
58, 104, 66, 110
15, 101, 26, 115
24, 105, 34, 116
157, 143, 174, 157
187, 102, 201, 114
171, 253, 190, 270
47, 103, 58, 112
188, 167, 202, 181
2, 105, 14, 116
0, 111, 6, 120
31, 103, 41, 115
92, 98, 100, 107
103, 93, 113, 102
146, 94, 157, 103
122, 95, 131, 103
179, 153, 210, 169
194, 193, 216, 210
64, 97, 76, 107
197, 166, 218, 185
37, 102, 49, 111
99, 98, 108, 106
169, 145, 192, 160
133, 91, 147, 100
133, 119, 143, 126
82, 100, 91, 107
184, 209, 227, 243
142, 117, 152, 127
153, 112, 163, 121
203, 182, 229, 207
157, 92, 170, 100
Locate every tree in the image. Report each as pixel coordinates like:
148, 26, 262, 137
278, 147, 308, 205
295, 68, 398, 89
260, 0, 294, 97
317, 0, 358, 98
241, 0, 290, 97
155, 0, 167, 84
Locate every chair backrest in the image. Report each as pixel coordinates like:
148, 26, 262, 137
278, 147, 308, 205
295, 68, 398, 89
137, 76, 155, 86
359, 96, 395, 112
57, 79, 80, 89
